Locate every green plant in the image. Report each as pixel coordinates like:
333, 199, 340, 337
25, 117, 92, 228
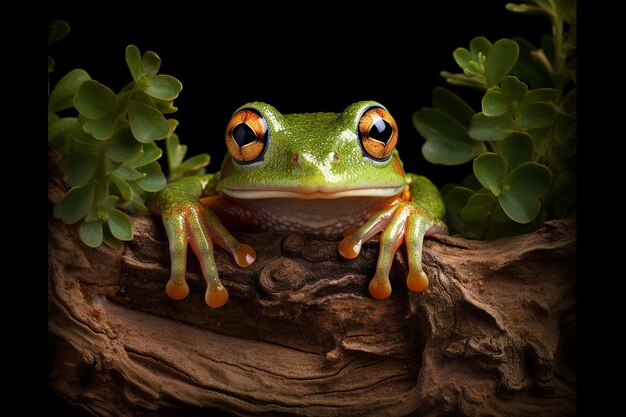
413, 0, 576, 239
48, 21, 209, 248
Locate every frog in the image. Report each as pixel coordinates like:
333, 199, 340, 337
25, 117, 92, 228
156, 101, 447, 308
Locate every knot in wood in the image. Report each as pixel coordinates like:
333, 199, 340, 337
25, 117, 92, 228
258, 258, 306, 298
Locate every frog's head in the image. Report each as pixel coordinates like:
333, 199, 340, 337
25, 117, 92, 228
219, 101, 407, 199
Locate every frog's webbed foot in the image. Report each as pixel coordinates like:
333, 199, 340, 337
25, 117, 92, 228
338, 202, 446, 300
162, 202, 256, 308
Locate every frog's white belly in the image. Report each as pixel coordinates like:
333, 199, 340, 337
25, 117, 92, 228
231, 196, 398, 234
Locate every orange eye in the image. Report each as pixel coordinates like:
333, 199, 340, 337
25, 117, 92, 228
225, 109, 269, 164
358, 107, 398, 160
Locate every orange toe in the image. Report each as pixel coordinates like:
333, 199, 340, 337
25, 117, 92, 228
338, 237, 361, 259
369, 276, 392, 300
166, 279, 189, 300
407, 271, 429, 293
205, 286, 229, 308
233, 244, 256, 267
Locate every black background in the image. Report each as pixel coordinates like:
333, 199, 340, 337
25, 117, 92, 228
48, 2, 546, 187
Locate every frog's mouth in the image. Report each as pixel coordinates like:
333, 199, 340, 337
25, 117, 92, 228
220, 185, 406, 200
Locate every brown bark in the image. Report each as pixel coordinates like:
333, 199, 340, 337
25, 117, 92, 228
48, 151, 576, 417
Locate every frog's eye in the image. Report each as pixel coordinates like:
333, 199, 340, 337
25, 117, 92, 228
358, 107, 398, 161
225, 109, 269, 164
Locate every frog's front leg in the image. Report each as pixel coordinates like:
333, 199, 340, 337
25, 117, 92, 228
156, 175, 256, 308
338, 174, 446, 299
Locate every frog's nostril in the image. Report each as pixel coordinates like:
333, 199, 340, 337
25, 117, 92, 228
331, 152, 340, 163
292, 153, 300, 165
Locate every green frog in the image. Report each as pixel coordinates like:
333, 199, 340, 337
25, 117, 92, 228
156, 101, 446, 308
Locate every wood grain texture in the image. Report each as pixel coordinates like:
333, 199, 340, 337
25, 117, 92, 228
48, 151, 576, 417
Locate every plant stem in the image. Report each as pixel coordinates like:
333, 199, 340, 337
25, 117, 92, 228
549, 0, 568, 102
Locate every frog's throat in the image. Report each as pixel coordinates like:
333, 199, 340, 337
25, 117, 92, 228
220, 185, 406, 200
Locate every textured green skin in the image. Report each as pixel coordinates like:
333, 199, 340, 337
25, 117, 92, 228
156, 101, 446, 306
219, 102, 406, 194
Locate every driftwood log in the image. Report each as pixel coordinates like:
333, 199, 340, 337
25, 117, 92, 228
48, 151, 576, 416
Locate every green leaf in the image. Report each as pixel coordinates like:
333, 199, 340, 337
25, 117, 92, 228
444, 186, 475, 234
505, 3, 548, 15
473, 153, 506, 195
128, 142, 163, 168
468, 113, 514, 141
152, 98, 178, 114
414, 108, 480, 165
83, 113, 117, 140
173, 154, 210, 173
517, 102, 555, 129
470, 37, 492, 58
142, 51, 161, 76
126, 45, 142, 81
168, 118, 179, 132
110, 174, 132, 200
505, 162, 552, 199
145, 75, 182, 100
527, 127, 551, 151
136, 162, 167, 192
461, 191, 496, 222
554, 0, 576, 23
62, 153, 98, 187
104, 208, 133, 241
166, 133, 186, 168
432, 87, 475, 127
53, 182, 96, 224
74, 80, 118, 119
499, 132, 533, 171
48, 69, 91, 113
128, 99, 170, 142
491, 203, 514, 223
113, 165, 144, 181
500, 75, 528, 103
48, 20, 70, 45
48, 55, 55, 74
99, 195, 120, 208
130, 90, 155, 106
169, 153, 210, 181
533, 0, 553, 11
67, 117, 98, 145
100, 224, 122, 248
521, 88, 557, 104
453, 48, 474, 72
79, 221, 103, 248
482, 89, 510, 117
498, 194, 540, 224
461, 174, 482, 191
445, 186, 475, 214
540, 35, 556, 68
441, 71, 488, 89
129, 189, 148, 212
48, 116, 75, 153
499, 162, 551, 223
485, 39, 519, 86
104, 161, 122, 178
107, 127, 142, 162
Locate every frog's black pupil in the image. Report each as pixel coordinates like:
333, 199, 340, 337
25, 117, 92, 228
232, 123, 257, 147
369, 119, 393, 143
